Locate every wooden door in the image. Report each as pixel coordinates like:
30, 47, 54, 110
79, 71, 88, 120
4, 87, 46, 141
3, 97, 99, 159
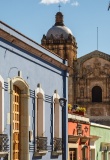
13, 86, 21, 160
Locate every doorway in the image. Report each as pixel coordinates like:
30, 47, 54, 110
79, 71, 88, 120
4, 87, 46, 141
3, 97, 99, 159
13, 85, 21, 160
69, 148, 77, 160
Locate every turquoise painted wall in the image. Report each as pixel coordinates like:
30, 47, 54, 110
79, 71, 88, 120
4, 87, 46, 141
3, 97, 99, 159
90, 123, 110, 160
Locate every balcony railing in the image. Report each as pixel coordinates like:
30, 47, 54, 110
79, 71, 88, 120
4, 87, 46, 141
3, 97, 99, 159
53, 138, 62, 151
35, 136, 47, 152
0, 134, 9, 152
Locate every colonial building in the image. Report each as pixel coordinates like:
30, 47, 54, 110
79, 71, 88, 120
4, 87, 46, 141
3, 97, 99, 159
41, 12, 110, 126
0, 21, 68, 160
67, 107, 110, 160
68, 113, 90, 160
90, 123, 110, 160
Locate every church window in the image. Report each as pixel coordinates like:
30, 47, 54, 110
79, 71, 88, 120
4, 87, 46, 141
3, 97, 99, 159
80, 88, 84, 97
92, 86, 102, 102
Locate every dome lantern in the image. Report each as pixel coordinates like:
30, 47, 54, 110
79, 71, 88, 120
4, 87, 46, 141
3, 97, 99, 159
55, 12, 64, 26
45, 12, 74, 40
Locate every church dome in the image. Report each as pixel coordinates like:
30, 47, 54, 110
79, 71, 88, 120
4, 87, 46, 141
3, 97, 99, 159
46, 12, 73, 39
46, 25, 73, 39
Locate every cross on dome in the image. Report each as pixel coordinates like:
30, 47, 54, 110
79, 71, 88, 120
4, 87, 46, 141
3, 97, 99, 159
58, 4, 61, 12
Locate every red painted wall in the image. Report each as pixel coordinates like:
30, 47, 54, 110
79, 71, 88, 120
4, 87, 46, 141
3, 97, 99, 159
68, 120, 90, 160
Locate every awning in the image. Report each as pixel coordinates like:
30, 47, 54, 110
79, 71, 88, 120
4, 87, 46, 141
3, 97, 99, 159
90, 135, 101, 142
100, 142, 110, 151
68, 135, 101, 144
80, 136, 91, 143
101, 142, 110, 147
68, 135, 80, 143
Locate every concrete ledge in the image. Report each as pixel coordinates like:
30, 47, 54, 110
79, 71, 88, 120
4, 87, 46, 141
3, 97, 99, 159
34, 150, 48, 156
68, 113, 89, 123
0, 152, 8, 157
52, 150, 62, 156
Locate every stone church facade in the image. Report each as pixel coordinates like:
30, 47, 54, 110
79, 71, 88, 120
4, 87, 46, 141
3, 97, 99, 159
41, 12, 110, 125
74, 50, 110, 125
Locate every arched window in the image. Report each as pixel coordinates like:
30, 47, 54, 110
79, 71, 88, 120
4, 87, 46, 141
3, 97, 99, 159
37, 92, 44, 137
36, 85, 45, 137
92, 86, 102, 102
54, 98, 61, 138
80, 88, 84, 97
53, 91, 62, 153
53, 91, 61, 138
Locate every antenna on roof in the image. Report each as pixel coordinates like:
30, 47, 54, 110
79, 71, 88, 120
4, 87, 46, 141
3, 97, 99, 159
97, 27, 99, 50
108, 1, 110, 10
58, 4, 61, 12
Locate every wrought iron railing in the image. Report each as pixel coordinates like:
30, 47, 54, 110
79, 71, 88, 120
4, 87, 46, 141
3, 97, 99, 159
0, 134, 9, 152
53, 138, 62, 151
35, 137, 47, 152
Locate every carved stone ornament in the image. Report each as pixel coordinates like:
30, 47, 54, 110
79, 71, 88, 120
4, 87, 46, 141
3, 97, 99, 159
90, 108, 104, 116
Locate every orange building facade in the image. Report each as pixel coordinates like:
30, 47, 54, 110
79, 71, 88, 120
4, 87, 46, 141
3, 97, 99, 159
68, 114, 90, 160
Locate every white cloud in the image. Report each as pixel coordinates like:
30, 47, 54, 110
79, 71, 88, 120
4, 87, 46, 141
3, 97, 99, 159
71, 1, 79, 6
39, 0, 79, 6
40, 0, 69, 5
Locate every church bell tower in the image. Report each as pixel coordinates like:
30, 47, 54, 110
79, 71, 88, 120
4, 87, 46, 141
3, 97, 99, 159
41, 12, 78, 105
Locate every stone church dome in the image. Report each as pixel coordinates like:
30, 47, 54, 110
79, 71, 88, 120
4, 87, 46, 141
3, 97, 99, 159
41, 11, 77, 67
46, 25, 73, 39
46, 12, 73, 39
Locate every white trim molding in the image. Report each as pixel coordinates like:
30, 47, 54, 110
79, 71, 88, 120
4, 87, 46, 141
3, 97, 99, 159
53, 90, 61, 138
0, 75, 4, 133
35, 84, 45, 137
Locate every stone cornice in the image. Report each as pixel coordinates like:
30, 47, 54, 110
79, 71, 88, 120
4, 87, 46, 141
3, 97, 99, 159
78, 50, 110, 64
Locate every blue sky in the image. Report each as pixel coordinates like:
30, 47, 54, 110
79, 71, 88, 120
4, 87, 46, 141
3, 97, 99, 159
0, 0, 110, 57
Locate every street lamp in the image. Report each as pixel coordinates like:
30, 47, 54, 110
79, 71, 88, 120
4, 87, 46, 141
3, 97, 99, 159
59, 98, 67, 108
59, 98, 67, 160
